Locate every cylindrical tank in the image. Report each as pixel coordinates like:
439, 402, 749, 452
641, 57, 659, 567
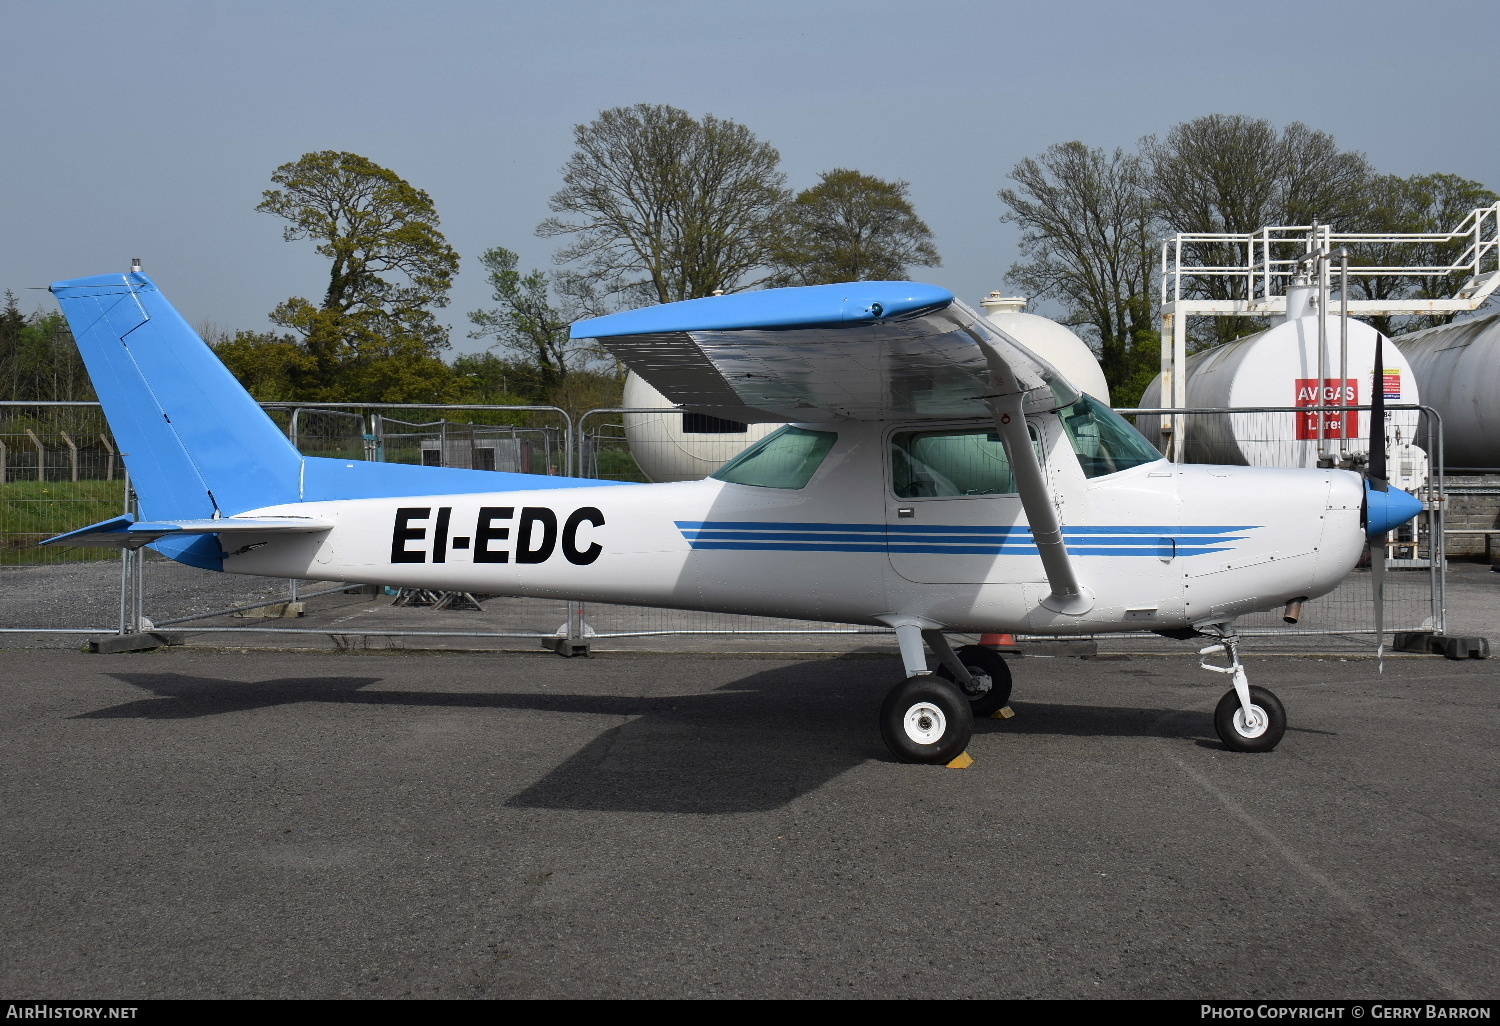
1394, 311, 1500, 470
1138, 313, 1421, 469
621, 372, 777, 482
980, 293, 1110, 403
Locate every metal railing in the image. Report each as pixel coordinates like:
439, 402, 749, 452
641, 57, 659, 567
1160, 204, 1500, 316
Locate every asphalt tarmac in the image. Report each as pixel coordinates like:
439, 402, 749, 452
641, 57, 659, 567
1, 648, 1494, 1000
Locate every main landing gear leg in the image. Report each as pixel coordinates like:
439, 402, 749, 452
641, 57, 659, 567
879, 623, 974, 764
1199, 628, 1286, 753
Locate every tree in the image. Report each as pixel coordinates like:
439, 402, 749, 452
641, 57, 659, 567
467, 247, 599, 393
537, 104, 789, 307
1351, 172, 1499, 335
210, 330, 319, 403
257, 151, 461, 400
0, 293, 93, 402
1142, 116, 1373, 347
766, 169, 940, 285
999, 143, 1158, 401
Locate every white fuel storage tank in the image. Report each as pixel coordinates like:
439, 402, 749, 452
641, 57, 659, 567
1394, 310, 1500, 471
980, 294, 1110, 404
621, 372, 778, 482
1138, 308, 1421, 471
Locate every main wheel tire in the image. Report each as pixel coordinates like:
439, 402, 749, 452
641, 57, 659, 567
1213, 685, 1286, 753
879, 675, 974, 765
935, 644, 1015, 717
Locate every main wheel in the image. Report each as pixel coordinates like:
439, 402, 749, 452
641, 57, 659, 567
879, 675, 974, 765
935, 644, 1014, 717
1213, 685, 1286, 753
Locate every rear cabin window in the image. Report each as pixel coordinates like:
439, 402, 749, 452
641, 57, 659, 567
1059, 395, 1162, 479
890, 427, 1039, 498
711, 426, 837, 489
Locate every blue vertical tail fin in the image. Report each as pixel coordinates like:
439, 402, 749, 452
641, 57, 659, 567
49, 272, 303, 521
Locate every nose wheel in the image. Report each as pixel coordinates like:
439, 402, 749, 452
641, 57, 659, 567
1199, 627, 1287, 752
1213, 685, 1286, 753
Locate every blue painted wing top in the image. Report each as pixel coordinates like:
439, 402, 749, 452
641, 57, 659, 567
572, 282, 1081, 423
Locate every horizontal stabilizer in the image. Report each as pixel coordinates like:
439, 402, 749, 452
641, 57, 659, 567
43, 514, 334, 550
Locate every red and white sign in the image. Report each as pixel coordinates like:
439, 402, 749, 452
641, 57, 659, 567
1382, 369, 1401, 400
1294, 378, 1358, 440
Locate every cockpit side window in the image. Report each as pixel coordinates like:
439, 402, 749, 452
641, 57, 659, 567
1060, 394, 1163, 478
712, 426, 838, 489
890, 426, 1039, 498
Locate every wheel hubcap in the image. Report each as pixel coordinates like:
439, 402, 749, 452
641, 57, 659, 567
903, 702, 947, 745
961, 667, 991, 697
1233, 703, 1269, 738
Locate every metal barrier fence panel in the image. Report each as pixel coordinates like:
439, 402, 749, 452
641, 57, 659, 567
1, 400, 1458, 647
1, 402, 130, 633
136, 403, 577, 639
1121, 405, 1445, 640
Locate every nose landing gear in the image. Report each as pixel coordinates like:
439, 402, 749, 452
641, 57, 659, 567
1199, 628, 1287, 753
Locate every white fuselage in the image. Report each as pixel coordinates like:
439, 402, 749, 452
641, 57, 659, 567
225, 416, 1367, 634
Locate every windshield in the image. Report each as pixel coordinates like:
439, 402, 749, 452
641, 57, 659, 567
711, 426, 838, 489
1059, 394, 1162, 478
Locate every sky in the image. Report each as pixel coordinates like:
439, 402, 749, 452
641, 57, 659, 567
3, 0, 1496, 353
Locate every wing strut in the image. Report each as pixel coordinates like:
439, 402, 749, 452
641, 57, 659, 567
980, 339, 1094, 615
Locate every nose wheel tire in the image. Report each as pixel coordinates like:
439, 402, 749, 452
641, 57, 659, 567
934, 644, 1014, 717
1213, 685, 1286, 753
880, 676, 974, 764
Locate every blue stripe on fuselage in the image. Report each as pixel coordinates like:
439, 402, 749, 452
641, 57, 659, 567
674, 520, 1254, 557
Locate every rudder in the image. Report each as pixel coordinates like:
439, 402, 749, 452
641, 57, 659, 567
50, 272, 302, 520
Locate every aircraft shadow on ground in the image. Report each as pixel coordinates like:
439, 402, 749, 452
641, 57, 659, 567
85, 665, 1232, 814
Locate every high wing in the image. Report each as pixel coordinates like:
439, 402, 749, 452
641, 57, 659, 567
571, 282, 1080, 423
574, 281, 1095, 615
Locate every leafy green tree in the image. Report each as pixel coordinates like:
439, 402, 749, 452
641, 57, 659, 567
467, 247, 600, 393
1352, 172, 1498, 335
538, 104, 789, 306
767, 169, 939, 285
210, 330, 319, 402
257, 151, 461, 401
0, 293, 93, 402
1000, 143, 1158, 399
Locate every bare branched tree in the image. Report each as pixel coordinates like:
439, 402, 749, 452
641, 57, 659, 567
1000, 142, 1158, 399
537, 104, 789, 307
1142, 116, 1372, 347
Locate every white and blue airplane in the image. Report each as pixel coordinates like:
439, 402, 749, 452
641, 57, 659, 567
44, 272, 1422, 763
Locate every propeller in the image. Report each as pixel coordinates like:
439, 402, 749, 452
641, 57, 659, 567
1362, 332, 1422, 672
1369, 338, 1388, 672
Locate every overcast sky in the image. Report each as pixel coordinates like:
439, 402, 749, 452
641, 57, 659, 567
3, 0, 1496, 352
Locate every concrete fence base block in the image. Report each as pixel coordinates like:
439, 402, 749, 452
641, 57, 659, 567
87, 632, 182, 654
1393, 632, 1490, 659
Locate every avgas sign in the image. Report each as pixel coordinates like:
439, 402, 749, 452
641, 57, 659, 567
390, 506, 605, 565
1294, 378, 1358, 440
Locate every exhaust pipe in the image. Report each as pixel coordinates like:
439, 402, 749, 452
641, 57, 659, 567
1283, 597, 1308, 625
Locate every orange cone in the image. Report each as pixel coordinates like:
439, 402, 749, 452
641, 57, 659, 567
980, 632, 1019, 652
